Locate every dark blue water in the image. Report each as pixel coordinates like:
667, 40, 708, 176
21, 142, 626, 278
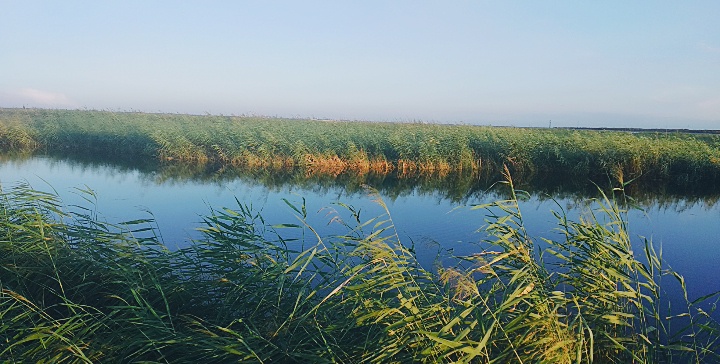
2, 155, 719, 321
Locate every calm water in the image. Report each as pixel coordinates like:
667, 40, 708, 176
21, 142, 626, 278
1, 155, 719, 317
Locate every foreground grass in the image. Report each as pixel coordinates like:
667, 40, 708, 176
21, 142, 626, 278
1, 173, 718, 363
2, 108, 720, 184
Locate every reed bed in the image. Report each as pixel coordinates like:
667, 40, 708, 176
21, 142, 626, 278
1, 172, 718, 363
2, 108, 720, 185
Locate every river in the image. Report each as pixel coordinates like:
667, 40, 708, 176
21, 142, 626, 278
1, 154, 719, 321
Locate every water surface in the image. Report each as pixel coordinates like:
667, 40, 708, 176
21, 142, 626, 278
1, 155, 719, 318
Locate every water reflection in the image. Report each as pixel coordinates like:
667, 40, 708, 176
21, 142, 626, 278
9, 152, 719, 210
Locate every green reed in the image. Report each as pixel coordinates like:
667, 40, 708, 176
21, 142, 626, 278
2, 108, 720, 185
1, 172, 718, 363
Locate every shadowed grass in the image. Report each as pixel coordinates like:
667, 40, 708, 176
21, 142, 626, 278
1, 174, 718, 362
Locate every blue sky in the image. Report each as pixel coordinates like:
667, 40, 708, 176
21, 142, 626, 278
1, 1, 719, 128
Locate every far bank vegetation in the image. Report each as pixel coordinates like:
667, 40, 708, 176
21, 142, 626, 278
1, 108, 719, 184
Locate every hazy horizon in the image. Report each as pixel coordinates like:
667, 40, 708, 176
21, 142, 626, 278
2, 1, 718, 129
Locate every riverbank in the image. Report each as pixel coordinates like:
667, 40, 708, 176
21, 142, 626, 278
2, 108, 720, 185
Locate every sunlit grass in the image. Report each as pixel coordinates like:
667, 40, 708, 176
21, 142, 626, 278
2, 108, 720, 185
1, 172, 718, 362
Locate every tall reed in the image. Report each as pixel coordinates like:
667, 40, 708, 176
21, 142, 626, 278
2, 108, 720, 185
1, 173, 718, 362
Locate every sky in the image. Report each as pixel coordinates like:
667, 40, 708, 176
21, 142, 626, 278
1, 1, 719, 129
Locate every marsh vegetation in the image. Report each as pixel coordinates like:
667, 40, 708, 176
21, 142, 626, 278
2, 108, 720, 187
1, 173, 718, 363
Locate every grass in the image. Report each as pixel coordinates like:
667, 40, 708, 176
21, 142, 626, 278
1, 170, 718, 363
2, 108, 720, 186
